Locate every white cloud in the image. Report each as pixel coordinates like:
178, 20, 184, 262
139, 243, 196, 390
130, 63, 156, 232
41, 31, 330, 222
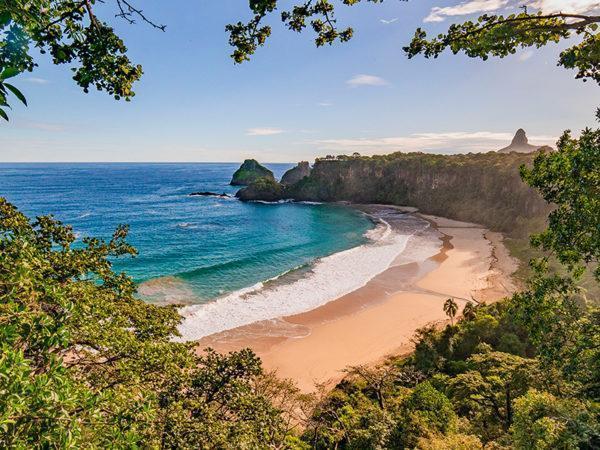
346, 74, 389, 87
380, 18, 398, 24
25, 77, 50, 84
529, 0, 600, 13
424, 0, 599, 23
425, 0, 509, 23
519, 50, 534, 61
317, 101, 333, 107
315, 131, 557, 154
245, 127, 285, 136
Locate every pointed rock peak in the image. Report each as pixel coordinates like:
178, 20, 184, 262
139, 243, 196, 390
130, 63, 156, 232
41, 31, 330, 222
498, 128, 550, 154
512, 129, 528, 146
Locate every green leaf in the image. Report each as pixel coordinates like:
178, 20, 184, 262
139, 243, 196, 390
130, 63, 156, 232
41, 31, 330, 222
0, 108, 8, 121
0, 12, 10, 27
0, 67, 20, 80
4, 83, 27, 106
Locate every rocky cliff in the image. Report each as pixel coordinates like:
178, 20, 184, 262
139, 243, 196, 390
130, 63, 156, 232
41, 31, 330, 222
237, 151, 553, 235
230, 159, 275, 186
281, 161, 311, 185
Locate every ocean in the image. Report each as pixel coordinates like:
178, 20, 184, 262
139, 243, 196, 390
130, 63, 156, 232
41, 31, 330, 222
0, 163, 435, 339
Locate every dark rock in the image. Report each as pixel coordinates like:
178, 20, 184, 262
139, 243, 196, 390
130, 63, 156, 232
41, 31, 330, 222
189, 191, 230, 198
235, 177, 284, 202
281, 161, 311, 185
230, 159, 275, 186
498, 129, 551, 154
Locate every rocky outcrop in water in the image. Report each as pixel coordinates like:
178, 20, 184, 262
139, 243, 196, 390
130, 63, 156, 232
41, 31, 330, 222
281, 161, 311, 185
189, 191, 230, 198
498, 129, 552, 154
230, 159, 275, 186
235, 177, 283, 202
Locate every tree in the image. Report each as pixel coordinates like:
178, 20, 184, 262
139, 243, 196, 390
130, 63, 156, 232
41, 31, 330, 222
511, 128, 600, 400
444, 298, 458, 326
448, 347, 540, 441
0, 0, 154, 119
404, 11, 600, 85
520, 128, 600, 282
0, 198, 299, 447
511, 389, 600, 450
462, 301, 477, 321
390, 381, 457, 448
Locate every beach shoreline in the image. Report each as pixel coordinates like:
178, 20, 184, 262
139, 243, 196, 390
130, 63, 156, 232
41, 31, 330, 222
194, 206, 519, 392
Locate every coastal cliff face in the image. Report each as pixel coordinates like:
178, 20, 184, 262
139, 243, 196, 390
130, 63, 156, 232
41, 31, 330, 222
230, 159, 275, 186
238, 152, 552, 235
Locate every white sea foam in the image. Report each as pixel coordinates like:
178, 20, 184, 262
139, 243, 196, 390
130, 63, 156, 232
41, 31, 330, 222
177, 218, 422, 341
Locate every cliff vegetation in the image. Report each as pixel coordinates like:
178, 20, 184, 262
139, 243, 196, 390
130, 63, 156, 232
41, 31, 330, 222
238, 151, 552, 237
230, 159, 275, 186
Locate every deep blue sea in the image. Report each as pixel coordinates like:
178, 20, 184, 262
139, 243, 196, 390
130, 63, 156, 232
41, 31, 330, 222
0, 163, 373, 303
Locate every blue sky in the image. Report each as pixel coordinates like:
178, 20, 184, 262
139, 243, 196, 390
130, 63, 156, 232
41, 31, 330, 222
2, 0, 599, 162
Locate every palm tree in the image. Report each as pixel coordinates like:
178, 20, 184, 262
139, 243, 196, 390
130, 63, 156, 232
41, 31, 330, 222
443, 298, 458, 326
462, 301, 477, 321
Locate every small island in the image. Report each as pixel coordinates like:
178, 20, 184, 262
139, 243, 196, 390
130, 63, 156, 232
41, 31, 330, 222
230, 159, 275, 186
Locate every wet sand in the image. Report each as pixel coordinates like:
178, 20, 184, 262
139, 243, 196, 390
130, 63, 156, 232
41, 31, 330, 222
196, 209, 518, 392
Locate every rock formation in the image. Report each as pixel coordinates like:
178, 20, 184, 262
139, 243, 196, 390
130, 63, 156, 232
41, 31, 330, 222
234, 151, 552, 236
498, 129, 552, 154
281, 161, 311, 185
189, 191, 230, 198
235, 177, 283, 202
230, 159, 275, 186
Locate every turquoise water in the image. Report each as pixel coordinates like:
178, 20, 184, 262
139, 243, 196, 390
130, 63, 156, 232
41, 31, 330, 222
0, 163, 374, 302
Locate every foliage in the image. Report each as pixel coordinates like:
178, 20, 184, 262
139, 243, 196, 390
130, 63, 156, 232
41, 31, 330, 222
0, 0, 149, 120
521, 128, 600, 281
226, 0, 389, 63
230, 159, 275, 186
411, 301, 533, 375
392, 381, 457, 448
416, 432, 483, 450
405, 12, 600, 85
236, 176, 284, 202
511, 390, 600, 449
0, 197, 302, 448
448, 348, 540, 440
443, 297, 458, 325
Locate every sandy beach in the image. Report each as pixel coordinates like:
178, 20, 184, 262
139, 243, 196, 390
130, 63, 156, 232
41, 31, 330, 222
196, 209, 518, 392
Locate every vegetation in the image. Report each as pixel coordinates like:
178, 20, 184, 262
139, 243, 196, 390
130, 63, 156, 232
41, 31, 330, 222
0, 199, 306, 448
443, 298, 458, 326
230, 159, 275, 186
239, 150, 552, 236
2, 1, 599, 448
235, 176, 284, 202
2, 124, 599, 447
296, 126, 600, 448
